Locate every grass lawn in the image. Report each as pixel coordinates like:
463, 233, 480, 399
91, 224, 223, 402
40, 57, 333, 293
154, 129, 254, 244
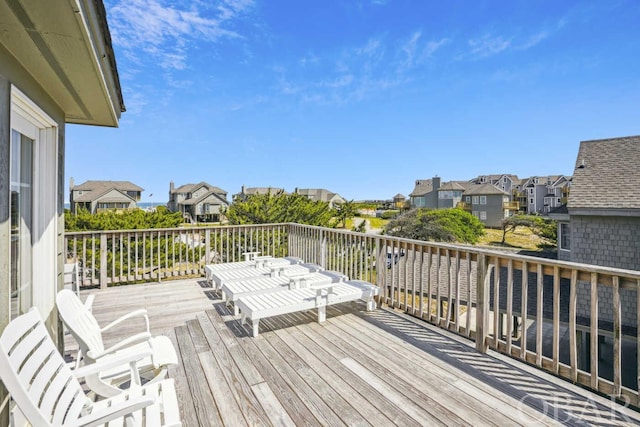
478, 226, 552, 251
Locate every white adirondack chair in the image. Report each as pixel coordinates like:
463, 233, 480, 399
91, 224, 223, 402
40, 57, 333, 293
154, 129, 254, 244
236, 279, 379, 337
56, 289, 178, 398
0, 307, 182, 427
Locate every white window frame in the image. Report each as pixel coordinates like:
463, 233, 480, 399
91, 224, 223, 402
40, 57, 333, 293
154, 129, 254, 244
10, 86, 58, 319
480, 211, 487, 220
479, 196, 487, 205
472, 196, 479, 205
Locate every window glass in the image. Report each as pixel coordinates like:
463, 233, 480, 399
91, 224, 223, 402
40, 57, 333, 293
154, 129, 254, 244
10, 130, 34, 319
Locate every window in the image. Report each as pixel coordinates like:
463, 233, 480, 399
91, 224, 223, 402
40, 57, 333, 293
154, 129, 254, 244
465, 196, 471, 203
472, 210, 479, 218
530, 198, 534, 204
479, 196, 487, 205
472, 196, 479, 205
560, 223, 571, 251
480, 211, 487, 220
10, 86, 58, 320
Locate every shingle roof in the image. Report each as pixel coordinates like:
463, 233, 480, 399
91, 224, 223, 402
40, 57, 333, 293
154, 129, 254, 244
243, 187, 286, 195
393, 193, 406, 200
568, 135, 640, 209
438, 182, 466, 191
409, 179, 433, 196
180, 190, 228, 206
295, 188, 344, 203
73, 180, 143, 192
463, 184, 509, 196
74, 187, 136, 203
171, 182, 227, 195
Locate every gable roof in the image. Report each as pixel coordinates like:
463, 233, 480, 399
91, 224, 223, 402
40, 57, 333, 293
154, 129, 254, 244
295, 188, 343, 202
171, 182, 227, 195
73, 180, 143, 192
180, 190, 229, 206
242, 187, 287, 196
438, 182, 466, 191
463, 184, 509, 196
409, 179, 433, 197
568, 135, 640, 210
73, 187, 136, 203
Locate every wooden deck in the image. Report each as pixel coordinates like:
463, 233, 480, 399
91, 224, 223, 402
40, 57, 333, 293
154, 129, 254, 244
67, 279, 640, 426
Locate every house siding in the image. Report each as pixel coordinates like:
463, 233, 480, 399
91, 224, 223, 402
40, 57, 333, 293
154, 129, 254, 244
571, 215, 640, 271
571, 215, 640, 329
0, 50, 66, 348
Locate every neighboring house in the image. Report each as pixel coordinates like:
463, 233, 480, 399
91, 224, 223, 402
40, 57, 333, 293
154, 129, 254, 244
470, 174, 519, 195
516, 175, 571, 215
294, 188, 346, 208
550, 135, 640, 356
0, 0, 124, 359
392, 194, 407, 209
437, 182, 467, 209
461, 184, 511, 227
552, 136, 640, 270
234, 185, 287, 201
409, 177, 440, 208
69, 180, 142, 214
168, 181, 229, 223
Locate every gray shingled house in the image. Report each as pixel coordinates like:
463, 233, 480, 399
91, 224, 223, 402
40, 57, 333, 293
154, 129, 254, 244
294, 188, 346, 208
409, 177, 440, 208
0, 0, 124, 367
168, 181, 229, 223
69, 180, 142, 214
550, 136, 640, 382
462, 184, 511, 227
233, 185, 287, 201
553, 135, 640, 271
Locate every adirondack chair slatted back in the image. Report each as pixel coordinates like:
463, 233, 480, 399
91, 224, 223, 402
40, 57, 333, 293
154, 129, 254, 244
57, 289, 105, 359
0, 308, 90, 426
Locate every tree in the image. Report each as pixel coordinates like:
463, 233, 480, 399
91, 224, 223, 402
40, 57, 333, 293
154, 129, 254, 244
334, 200, 357, 228
384, 208, 485, 244
225, 192, 333, 226
500, 215, 557, 246
65, 206, 183, 231
500, 215, 535, 245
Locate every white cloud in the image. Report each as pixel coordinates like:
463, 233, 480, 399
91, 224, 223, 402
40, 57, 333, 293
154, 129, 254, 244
468, 34, 511, 59
108, 0, 254, 70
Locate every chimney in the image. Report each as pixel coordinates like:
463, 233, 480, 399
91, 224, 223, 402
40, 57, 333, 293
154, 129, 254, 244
170, 181, 175, 192
433, 176, 441, 191
69, 177, 75, 189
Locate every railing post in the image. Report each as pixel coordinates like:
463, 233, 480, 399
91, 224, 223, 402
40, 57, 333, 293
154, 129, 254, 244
205, 228, 211, 264
475, 253, 489, 353
320, 230, 326, 269
100, 232, 107, 289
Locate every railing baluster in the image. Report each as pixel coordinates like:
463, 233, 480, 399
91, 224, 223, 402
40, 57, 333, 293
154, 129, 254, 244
466, 252, 472, 337
613, 275, 621, 397
553, 266, 560, 374
590, 272, 599, 389
493, 257, 500, 347
445, 249, 452, 330
536, 263, 543, 367
569, 269, 578, 382
506, 259, 513, 355
520, 261, 528, 361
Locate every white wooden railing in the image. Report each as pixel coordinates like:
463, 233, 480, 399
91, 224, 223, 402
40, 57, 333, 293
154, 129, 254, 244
65, 223, 640, 407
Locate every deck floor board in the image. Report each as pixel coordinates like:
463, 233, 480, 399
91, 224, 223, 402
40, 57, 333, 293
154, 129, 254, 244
64, 279, 640, 426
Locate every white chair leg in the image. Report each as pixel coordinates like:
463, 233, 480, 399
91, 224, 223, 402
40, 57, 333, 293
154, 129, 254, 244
234, 305, 240, 316
252, 320, 260, 337
318, 305, 326, 323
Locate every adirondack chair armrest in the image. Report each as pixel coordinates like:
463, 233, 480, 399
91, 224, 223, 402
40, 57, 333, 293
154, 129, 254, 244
72, 348, 154, 379
74, 395, 156, 427
89, 332, 152, 358
100, 309, 150, 334
269, 265, 286, 277
84, 294, 96, 313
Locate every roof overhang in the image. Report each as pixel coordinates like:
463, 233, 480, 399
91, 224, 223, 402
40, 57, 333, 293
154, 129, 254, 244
568, 207, 640, 217
0, 0, 125, 126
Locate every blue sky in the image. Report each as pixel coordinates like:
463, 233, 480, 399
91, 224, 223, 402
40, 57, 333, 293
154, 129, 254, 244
66, 0, 640, 202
